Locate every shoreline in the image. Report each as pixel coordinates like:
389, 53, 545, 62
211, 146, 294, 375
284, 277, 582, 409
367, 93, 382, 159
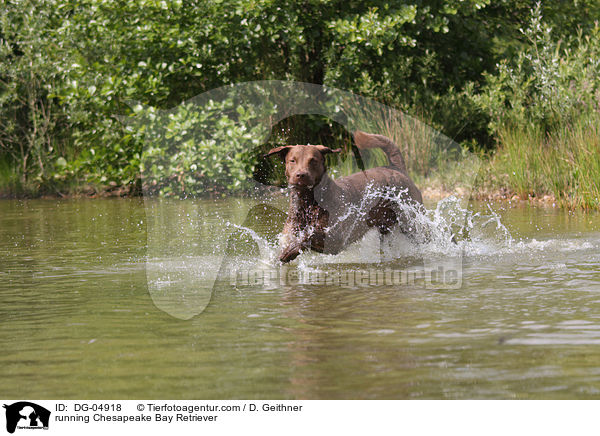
1, 184, 564, 209
421, 186, 560, 208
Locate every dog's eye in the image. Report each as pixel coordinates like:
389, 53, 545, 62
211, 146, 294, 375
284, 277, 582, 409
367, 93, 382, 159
289, 159, 296, 163
309, 158, 317, 165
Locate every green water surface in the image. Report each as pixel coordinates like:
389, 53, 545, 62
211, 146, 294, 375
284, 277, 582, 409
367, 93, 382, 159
1, 198, 599, 399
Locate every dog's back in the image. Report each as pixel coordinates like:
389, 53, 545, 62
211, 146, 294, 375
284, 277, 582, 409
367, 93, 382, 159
334, 131, 422, 205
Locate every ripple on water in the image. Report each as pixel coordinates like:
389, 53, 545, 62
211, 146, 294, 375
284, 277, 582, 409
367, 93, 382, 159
2, 198, 600, 398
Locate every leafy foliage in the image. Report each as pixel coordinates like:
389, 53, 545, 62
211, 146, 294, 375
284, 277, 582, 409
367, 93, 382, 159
475, 3, 600, 134
1, 0, 599, 199
136, 97, 268, 197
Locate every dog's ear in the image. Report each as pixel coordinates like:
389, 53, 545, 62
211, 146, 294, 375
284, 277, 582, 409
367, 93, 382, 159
314, 145, 342, 156
264, 145, 292, 160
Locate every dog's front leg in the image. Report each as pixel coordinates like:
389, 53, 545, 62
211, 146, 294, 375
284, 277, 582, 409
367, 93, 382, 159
279, 219, 310, 263
279, 228, 328, 263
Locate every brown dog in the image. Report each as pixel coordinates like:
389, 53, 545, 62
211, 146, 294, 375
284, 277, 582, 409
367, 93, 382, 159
266, 130, 423, 263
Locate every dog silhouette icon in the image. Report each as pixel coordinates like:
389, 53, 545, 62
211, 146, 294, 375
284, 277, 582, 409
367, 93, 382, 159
3, 402, 50, 433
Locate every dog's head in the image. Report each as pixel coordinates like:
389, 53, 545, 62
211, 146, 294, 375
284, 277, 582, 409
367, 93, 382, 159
265, 145, 341, 189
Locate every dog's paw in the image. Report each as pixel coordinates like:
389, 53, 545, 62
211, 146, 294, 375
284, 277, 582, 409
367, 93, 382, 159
279, 244, 302, 263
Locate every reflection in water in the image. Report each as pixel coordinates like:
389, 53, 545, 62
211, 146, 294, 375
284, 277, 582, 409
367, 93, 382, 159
1, 198, 600, 398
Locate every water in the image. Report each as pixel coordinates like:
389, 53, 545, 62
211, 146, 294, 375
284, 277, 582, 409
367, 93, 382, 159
1, 197, 599, 399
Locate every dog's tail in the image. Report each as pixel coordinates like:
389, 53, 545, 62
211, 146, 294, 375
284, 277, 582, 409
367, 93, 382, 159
353, 130, 407, 174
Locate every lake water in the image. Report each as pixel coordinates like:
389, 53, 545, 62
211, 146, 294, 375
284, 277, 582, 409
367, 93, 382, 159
1, 197, 599, 399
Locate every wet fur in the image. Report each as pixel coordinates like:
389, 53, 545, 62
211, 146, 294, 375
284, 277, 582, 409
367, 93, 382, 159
266, 130, 423, 263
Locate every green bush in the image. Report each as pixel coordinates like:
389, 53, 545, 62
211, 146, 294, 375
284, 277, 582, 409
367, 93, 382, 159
476, 4, 600, 209
0, 0, 71, 192
136, 97, 269, 197
2, 0, 600, 200
475, 3, 600, 134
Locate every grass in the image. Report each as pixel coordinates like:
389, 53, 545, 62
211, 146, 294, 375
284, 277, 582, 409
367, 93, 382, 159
375, 109, 445, 179
329, 108, 485, 200
343, 107, 600, 211
485, 115, 600, 209
372, 109, 482, 196
0, 157, 24, 198
0, 155, 90, 198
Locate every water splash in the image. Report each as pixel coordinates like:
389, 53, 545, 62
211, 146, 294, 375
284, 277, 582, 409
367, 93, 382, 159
226, 192, 594, 266
145, 194, 597, 317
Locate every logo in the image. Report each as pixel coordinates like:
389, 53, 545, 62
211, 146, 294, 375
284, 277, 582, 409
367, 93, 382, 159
3, 402, 50, 433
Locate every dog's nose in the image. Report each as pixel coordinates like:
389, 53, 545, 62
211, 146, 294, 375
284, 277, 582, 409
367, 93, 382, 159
295, 172, 308, 182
